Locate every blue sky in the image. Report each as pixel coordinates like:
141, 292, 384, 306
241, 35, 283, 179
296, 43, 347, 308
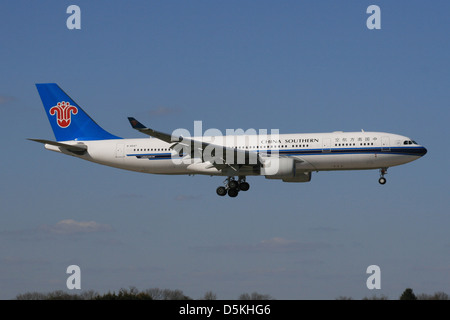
0, 1, 449, 299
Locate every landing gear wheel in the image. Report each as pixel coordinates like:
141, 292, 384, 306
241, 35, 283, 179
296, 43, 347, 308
227, 188, 239, 197
228, 180, 239, 190
378, 168, 388, 185
218, 176, 247, 198
216, 186, 227, 196
239, 182, 250, 191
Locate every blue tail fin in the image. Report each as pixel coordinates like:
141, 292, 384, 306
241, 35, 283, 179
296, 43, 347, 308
35, 83, 121, 141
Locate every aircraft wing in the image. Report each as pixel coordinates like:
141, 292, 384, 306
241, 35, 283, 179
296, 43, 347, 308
28, 139, 87, 155
127, 117, 261, 166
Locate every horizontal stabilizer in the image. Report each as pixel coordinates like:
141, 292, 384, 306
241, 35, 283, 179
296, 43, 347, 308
28, 139, 87, 155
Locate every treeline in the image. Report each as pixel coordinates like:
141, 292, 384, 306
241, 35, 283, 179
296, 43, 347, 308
15, 287, 274, 300
14, 287, 448, 300
337, 288, 449, 300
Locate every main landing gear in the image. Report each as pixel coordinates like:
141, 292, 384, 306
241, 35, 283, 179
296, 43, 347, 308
216, 176, 250, 198
378, 168, 388, 185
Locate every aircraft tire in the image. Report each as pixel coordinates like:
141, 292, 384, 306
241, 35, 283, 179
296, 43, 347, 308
228, 188, 239, 197
216, 186, 227, 196
228, 180, 239, 190
239, 182, 250, 191
378, 177, 386, 185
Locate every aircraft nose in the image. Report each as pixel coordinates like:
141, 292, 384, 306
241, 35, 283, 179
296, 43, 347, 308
419, 146, 427, 156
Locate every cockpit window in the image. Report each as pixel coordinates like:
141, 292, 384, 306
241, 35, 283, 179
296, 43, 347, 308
403, 140, 416, 145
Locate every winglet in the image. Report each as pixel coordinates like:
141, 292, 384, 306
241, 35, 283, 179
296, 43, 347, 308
127, 117, 177, 143
128, 117, 147, 129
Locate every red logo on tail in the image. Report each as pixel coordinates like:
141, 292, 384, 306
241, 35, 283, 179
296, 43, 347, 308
49, 102, 78, 128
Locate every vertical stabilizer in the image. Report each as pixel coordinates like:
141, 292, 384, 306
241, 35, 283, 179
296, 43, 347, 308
35, 83, 121, 141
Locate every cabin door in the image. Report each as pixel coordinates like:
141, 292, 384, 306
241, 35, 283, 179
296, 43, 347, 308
381, 136, 390, 152
115, 143, 125, 158
322, 138, 331, 153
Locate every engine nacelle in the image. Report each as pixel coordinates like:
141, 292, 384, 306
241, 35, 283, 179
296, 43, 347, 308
261, 156, 312, 183
261, 157, 295, 178
282, 171, 312, 183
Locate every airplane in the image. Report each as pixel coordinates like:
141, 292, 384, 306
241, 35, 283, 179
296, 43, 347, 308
30, 83, 427, 198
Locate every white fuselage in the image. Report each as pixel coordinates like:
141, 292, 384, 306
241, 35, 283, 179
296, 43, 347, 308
45, 131, 427, 179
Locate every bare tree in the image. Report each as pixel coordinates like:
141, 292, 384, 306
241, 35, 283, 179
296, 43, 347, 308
335, 296, 353, 300
362, 294, 389, 300
417, 292, 449, 300
142, 288, 191, 300
144, 288, 165, 300
16, 292, 48, 300
202, 291, 217, 300
239, 292, 274, 300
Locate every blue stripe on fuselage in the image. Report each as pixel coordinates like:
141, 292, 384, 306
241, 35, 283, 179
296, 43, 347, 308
126, 146, 427, 160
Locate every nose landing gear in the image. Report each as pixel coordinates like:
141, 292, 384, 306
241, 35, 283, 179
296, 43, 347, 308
378, 168, 387, 185
216, 176, 250, 197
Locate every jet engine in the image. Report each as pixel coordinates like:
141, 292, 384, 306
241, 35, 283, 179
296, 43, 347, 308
261, 156, 311, 182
